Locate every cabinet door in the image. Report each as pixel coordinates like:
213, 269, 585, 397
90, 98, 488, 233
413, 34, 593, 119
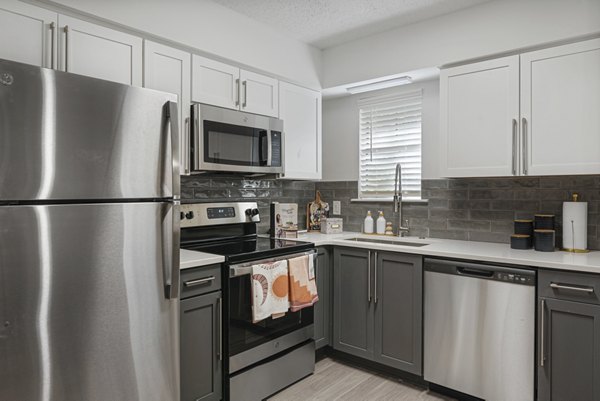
374, 252, 422, 374
279, 82, 322, 180
58, 15, 142, 86
191, 54, 239, 110
538, 298, 600, 401
144, 41, 192, 174
0, 1, 57, 68
181, 291, 223, 401
314, 247, 331, 349
333, 248, 374, 360
240, 69, 278, 117
521, 38, 600, 176
440, 56, 520, 177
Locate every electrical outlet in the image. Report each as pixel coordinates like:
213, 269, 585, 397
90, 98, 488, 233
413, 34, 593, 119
333, 200, 341, 215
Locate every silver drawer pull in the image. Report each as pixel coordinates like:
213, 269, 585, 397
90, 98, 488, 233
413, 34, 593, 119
550, 282, 595, 294
184, 276, 216, 287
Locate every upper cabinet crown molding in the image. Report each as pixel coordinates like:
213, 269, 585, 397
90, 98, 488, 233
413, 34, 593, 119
440, 37, 600, 178
0, 1, 57, 68
58, 15, 142, 86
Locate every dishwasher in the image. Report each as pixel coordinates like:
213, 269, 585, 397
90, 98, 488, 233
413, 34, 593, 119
424, 258, 535, 401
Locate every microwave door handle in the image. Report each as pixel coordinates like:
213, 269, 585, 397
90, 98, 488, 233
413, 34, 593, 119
258, 130, 269, 166
267, 131, 273, 167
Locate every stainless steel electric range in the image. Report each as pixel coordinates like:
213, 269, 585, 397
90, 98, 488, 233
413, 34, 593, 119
180, 202, 316, 401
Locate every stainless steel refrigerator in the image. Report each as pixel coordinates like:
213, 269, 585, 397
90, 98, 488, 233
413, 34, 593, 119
0, 58, 180, 400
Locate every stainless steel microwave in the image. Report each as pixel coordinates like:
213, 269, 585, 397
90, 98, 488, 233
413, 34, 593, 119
189, 103, 284, 174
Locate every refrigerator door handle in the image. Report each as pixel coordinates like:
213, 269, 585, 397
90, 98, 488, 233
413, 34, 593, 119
163, 201, 181, 299
165, 101, 180, 199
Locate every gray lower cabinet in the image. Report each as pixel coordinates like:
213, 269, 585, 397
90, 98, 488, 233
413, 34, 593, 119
374, 251, 422, 374
181, 291, 223, 401
538, 270, 600, 401
333, 247, 374, 360
333, 247, 423, 374
314, 246, 332, 349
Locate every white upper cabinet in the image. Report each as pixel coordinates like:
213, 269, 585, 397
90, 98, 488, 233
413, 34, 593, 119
521, 38, 600, 176
192, 55, 279, 117
440, 56, 520, 178
58, 15, 142, 86
279, 82, 322, 180
191, 55, 239, 110
0, 1, 57, 68
144, 40, 191, 174
240, 69, 279, 117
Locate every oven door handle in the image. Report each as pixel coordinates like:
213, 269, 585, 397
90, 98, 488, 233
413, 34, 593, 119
229, 250, 317, 278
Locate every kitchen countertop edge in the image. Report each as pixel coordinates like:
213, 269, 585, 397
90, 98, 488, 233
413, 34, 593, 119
180, 248, 225, 270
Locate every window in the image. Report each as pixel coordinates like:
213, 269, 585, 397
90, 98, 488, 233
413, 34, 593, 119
358, 89, 422, 200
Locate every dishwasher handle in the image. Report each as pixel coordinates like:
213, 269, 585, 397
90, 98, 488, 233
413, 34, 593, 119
457, 266, 494, 278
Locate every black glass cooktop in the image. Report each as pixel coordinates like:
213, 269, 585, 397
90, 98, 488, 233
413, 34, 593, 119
182, 236, 314, 264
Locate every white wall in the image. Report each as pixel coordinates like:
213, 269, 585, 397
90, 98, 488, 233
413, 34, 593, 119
322, 0, 600, 88
322, 79, 440, 181
36, 0, 322, 89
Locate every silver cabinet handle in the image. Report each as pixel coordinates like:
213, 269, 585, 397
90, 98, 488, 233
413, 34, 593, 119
367, 251, 371, 303
374, 251, 378, 304
183, 276, 215, 287
63, 25, 69, 71
512, 119, 518, 176
235, 78, 240, 107
242, 80, 247, 108
183, 117, 190, 175
49, 22, 56, 69
522, 117, 528, 175
217, 296, 223, 361
540, 298, 545, 367
550, 282, 595, 293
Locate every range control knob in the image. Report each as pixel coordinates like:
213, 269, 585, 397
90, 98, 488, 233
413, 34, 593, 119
185, 211, 194, 220
251, 208, 259, 217
180, 212, 185, 220
245, 208, 253, 216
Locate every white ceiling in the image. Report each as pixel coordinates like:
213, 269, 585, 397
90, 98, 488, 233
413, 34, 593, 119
210, 0, 492, 49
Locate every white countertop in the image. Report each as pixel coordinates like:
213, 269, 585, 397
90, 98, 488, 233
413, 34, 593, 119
180, 249, 225, 270
296, 231, 600, 274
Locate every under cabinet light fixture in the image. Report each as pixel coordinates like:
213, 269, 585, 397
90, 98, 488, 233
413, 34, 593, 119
346, 76, 413, 94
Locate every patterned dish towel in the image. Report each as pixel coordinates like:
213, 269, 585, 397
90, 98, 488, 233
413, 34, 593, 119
288, 255, 319, 312
251, 259, 290, 323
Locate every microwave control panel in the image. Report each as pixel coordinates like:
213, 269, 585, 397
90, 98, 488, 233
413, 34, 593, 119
271, 131, 282, 167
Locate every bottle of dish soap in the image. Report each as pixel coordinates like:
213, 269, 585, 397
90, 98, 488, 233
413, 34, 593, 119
364, 210, 374, 234
376, 211, 386, 234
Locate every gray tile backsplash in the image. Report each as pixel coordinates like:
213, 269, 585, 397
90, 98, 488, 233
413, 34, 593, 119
183, 175, 600, 250
315, 177, 600, 250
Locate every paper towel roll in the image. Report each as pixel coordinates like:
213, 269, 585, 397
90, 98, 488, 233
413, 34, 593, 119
562, 201, 588, 251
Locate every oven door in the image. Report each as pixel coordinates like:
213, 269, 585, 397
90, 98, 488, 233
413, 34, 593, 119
192, 103, 283, 174
227, 252, 315, 373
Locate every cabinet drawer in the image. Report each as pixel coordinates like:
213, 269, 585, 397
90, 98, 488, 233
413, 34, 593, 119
180, 264, 222, 299
539, 269, 600, 305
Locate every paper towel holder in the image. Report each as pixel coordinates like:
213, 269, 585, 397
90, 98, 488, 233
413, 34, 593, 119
562, 192, 590, 253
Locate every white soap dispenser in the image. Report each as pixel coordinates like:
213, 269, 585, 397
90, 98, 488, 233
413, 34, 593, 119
376, 211, 386, 235
364, 210, 374, 234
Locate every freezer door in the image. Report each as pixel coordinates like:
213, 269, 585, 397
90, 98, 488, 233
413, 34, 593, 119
0, 202, 180, 401
0, 58, 179, 201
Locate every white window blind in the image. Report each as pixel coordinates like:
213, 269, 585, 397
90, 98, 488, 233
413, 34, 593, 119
358, 90, 422, 200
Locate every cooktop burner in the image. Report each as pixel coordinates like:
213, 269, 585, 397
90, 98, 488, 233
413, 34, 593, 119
182, 236, 314, 264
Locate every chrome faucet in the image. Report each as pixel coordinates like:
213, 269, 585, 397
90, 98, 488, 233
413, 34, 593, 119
394, 163, 410, 237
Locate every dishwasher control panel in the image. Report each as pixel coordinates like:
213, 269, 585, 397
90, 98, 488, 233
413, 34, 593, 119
495, 271, 535, 284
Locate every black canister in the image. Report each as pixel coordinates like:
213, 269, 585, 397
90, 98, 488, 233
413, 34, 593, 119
514, 219, 534, 236
511, 234, 533, 250
535, 214, 555, 230
534, 229, 555, 252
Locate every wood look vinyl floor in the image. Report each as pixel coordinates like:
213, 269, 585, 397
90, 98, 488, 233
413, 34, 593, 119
267, 357, 456, 401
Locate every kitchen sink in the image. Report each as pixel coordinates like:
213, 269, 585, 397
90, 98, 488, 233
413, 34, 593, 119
345, 237, 429, 247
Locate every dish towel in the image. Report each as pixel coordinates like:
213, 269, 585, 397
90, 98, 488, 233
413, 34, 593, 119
251, 259, 290, 323
288, 255, 319, 312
